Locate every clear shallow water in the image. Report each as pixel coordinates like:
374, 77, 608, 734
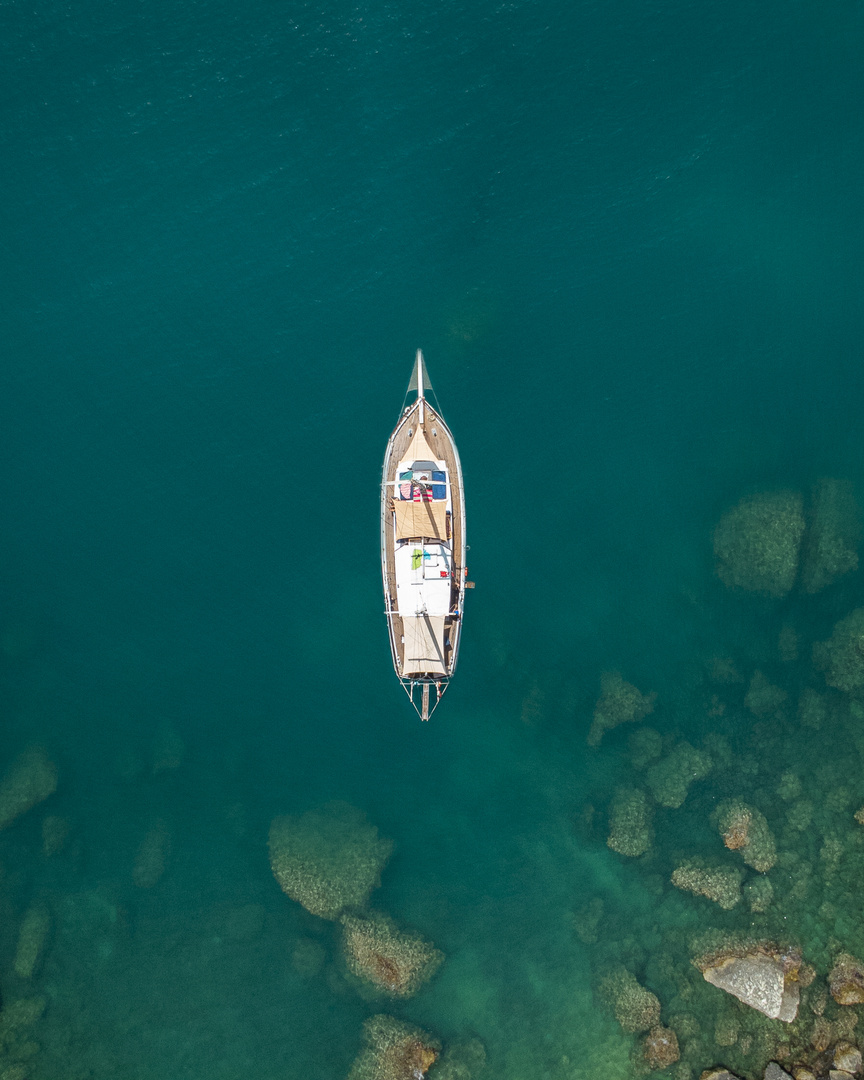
1, 0, 863, 1076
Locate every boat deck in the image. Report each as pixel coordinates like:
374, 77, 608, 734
382, 398, 465, 680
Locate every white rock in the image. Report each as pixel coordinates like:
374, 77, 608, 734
702, 954, 799, 1021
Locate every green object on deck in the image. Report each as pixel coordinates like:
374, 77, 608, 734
411, 549, 422, 570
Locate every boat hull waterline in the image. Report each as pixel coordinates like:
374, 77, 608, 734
381, 352, 467, 720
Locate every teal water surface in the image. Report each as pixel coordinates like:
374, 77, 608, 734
1, 0, 863, 1076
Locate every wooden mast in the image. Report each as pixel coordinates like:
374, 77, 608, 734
416, 348, 425, 428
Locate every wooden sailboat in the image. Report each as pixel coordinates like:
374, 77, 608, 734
381, 351, 468, 720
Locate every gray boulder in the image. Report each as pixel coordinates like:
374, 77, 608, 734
764, 1064, 793, 1080
698, 951, 799, 1021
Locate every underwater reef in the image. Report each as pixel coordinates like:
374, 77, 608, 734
268, 801, 394, 920
341, 910, 444, 999
0, 748, 57, 832
579, 481, 864, 1080
346, 1014, 439, 1080
588, 672, 657, 747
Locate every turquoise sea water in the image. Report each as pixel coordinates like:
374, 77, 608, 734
1, 0, 864, 1076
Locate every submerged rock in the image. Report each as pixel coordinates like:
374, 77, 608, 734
629, 728, 663, 770
432, 1037, 487, 1080
645, 741, 712, 809
13, 902, 51, 979
798, 687, 828, 730
833, 1042, 863, 1074
829, 953, 864, 1005
694, 945, 802, 1022
744, 875, 774, 913
642, 1026, 680, 1070
0, 747, 58, 831
347, 1014, 439, 1080
713, 491, 805, 597
599, 967, 661, 1033
571, 897, 604, 944
41, 814, 70, 856
607, 787, 653, 858
714, 800, 776, 872
801, 478, 861, 594
671, 860, 743, 910
341, 911, 443, 998
814, 608, 864, 694
268, 802, 393, 920
587, 672, 656, 746
764, 1064, 794, 1080
745, 671, 788, 718
133, 820, 171, 888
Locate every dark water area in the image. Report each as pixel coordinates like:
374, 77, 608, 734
1, 0, 863, 1076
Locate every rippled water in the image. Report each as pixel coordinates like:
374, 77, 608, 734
1, 0, 863, 1075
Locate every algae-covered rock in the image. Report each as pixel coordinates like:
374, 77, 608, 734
786, 798, 813, 833
341, 911, 443, 999
599, 967, 662, 1033
714, 491, 805, 596
801, 478, 861, 594
671, 860, 743, 910
268, 802, 393, 920
714, 800, 777, 872
431, 1036, 487, 1080
714, 1013, 740, 1047
745, 671, 788, 718
607, 787, 653, 857
587, 671, 656, 746
629, 728, 663, 770
41, 814, 70, 856
642, 1026, 680, 1070
829, 953, 864, 1005
571, 897, 604, 944
798, 687, 828, 730
814, 608, 864, 694
0, 995, 46, 1045
776, 773, 801, 802
744, 875, 774, 913
347, 1013, 440, 1080
0, 747, 58, 831
13, 902, 51, 979
133, 820, 171, 888
646, 741, 712, 809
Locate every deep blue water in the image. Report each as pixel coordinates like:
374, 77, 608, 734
1, 0, 863, 1076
